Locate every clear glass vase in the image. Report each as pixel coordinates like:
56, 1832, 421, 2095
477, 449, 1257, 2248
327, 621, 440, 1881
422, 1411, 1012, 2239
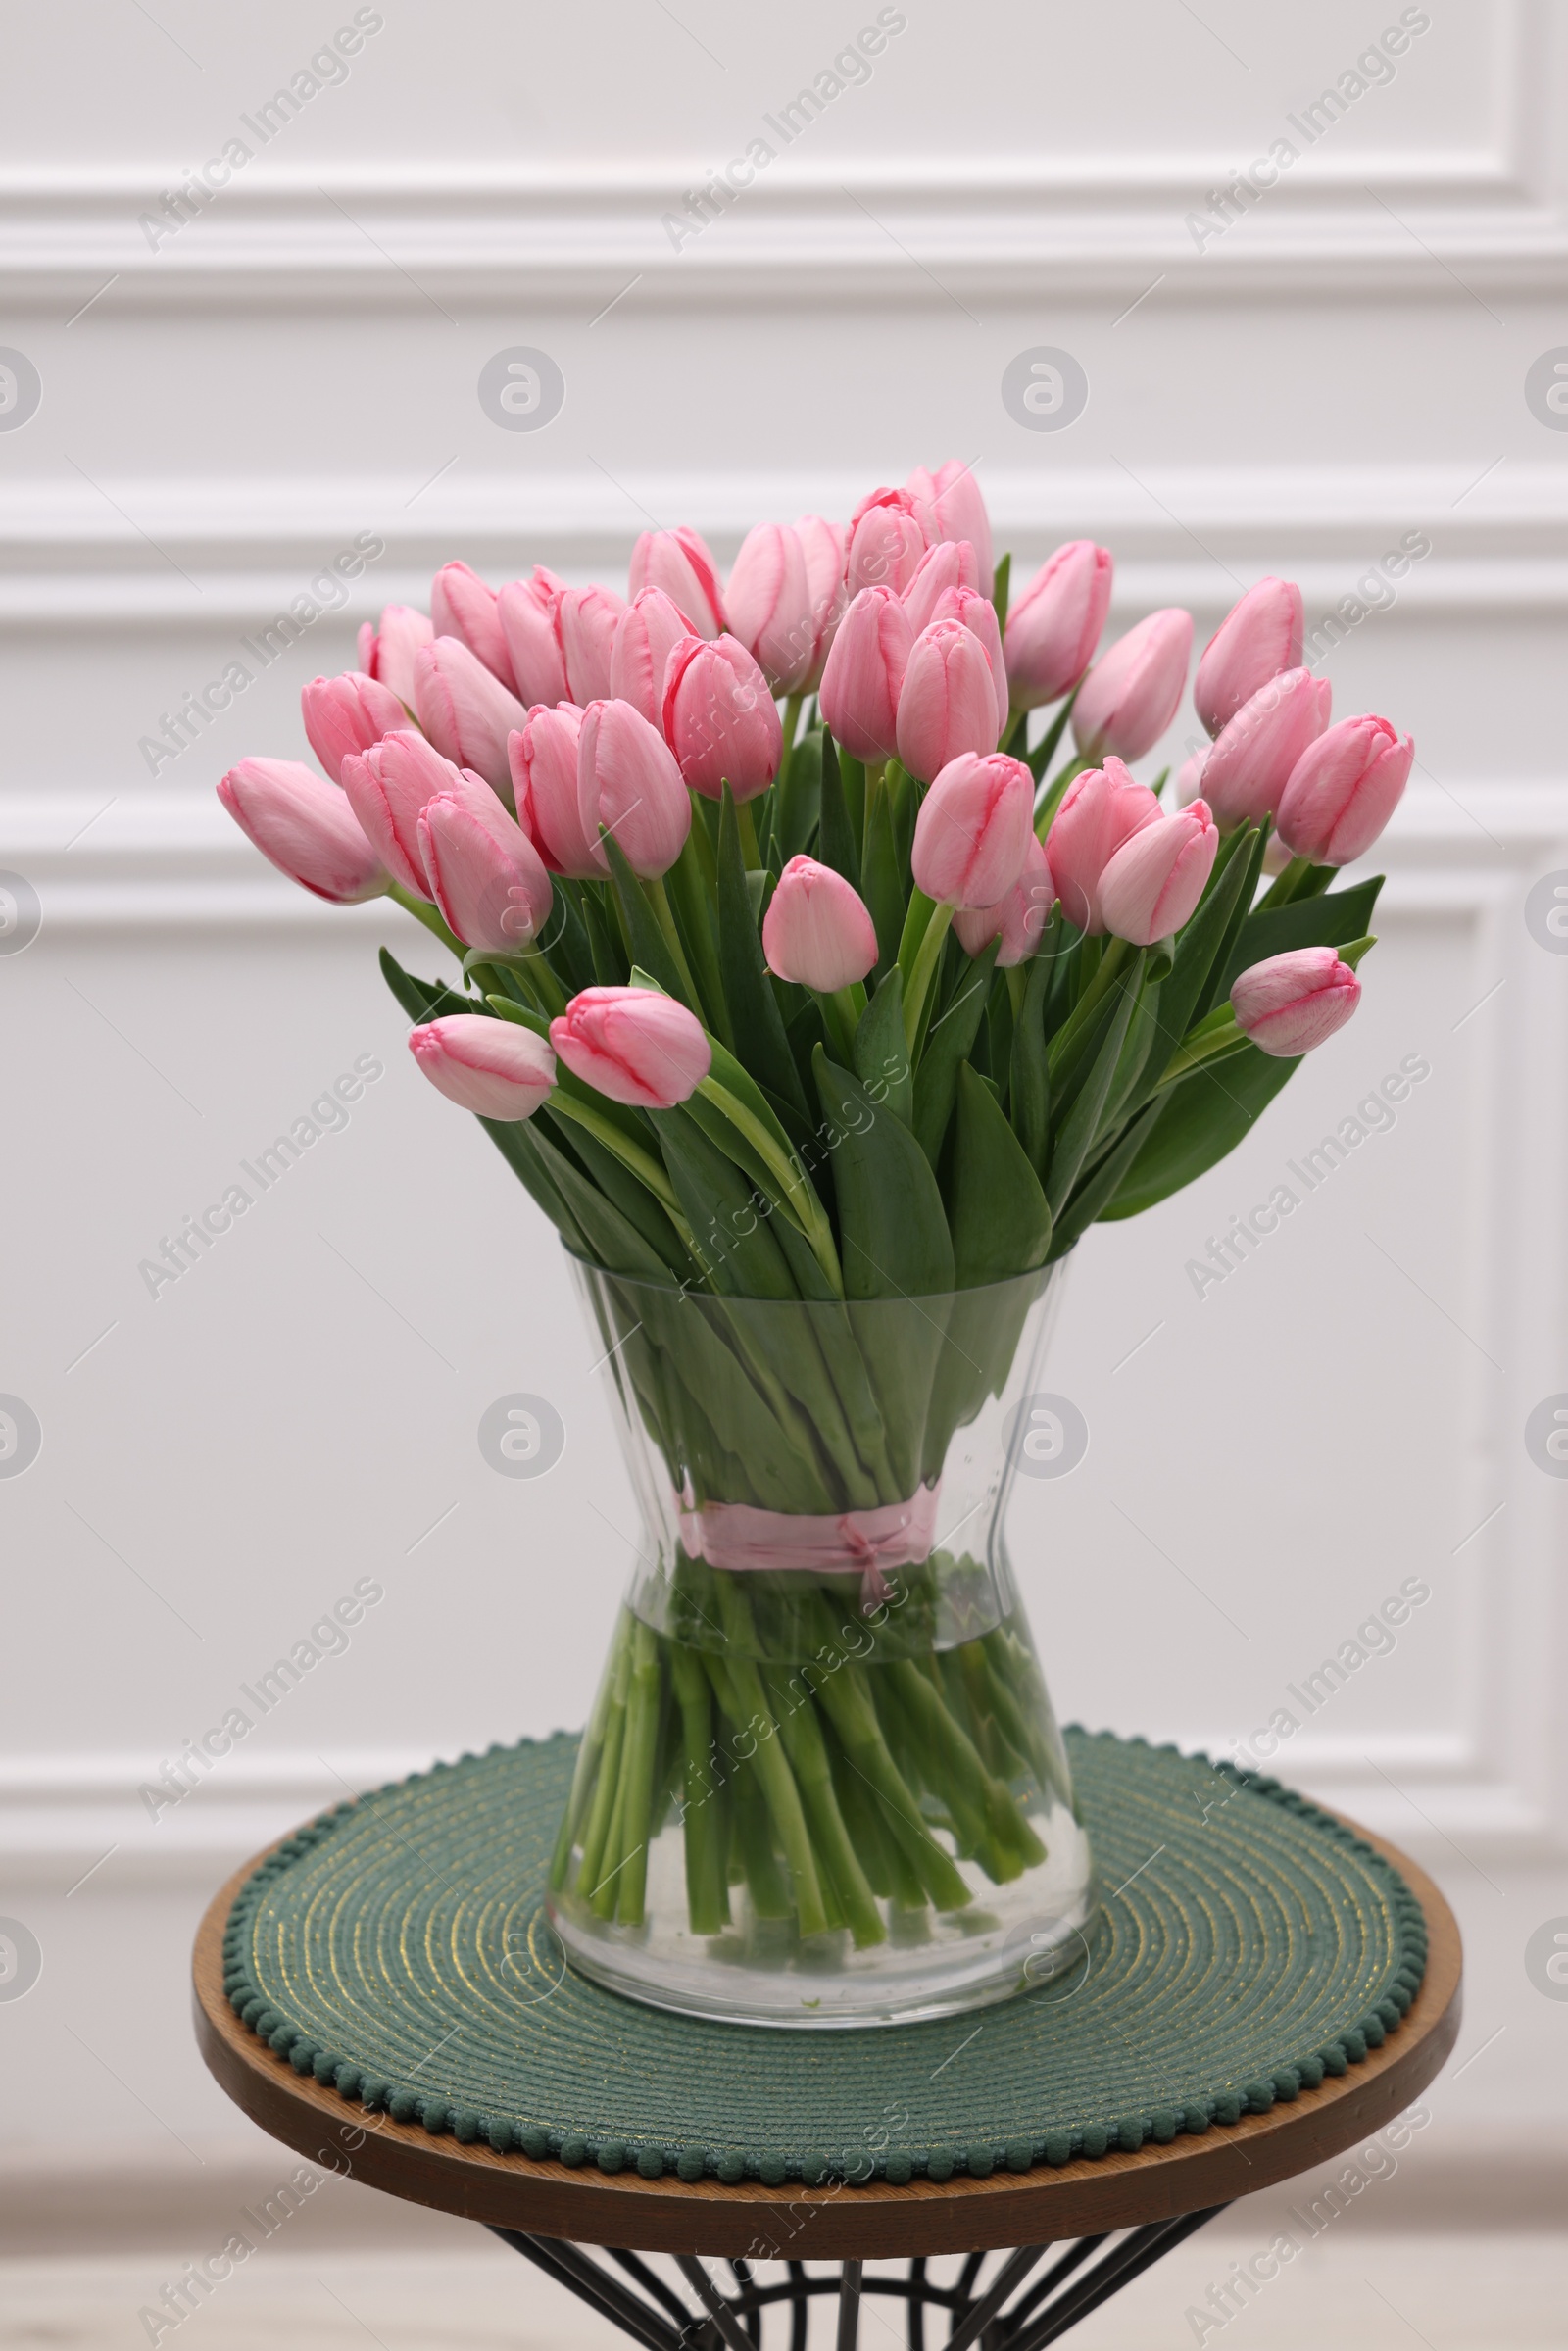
548, 1256, 1097, 2028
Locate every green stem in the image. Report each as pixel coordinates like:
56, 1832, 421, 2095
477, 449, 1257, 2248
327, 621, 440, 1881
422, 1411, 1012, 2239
735, 799, 762, 871
707, 1653, 821, 1928
641, 872, 705, 1014
808, 1656, 971, 1913
671, 1643, 730, 1935
774, 694, 804, 802
544, 1092, 691, 1231
1046, 935, 1130, 1077
695, 1076, 843, 1294
551, 1615, 625, 1888
573, 1628, 633, 1901
763, 1667, 886, 1948
709, 1586, 829, 1938
388, 881, 465, 957
611, 1622, 663, 1923
902, 901, 955, 1050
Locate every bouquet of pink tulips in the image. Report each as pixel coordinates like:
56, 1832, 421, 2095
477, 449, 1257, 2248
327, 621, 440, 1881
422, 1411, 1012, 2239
219, 463, 1411, 1952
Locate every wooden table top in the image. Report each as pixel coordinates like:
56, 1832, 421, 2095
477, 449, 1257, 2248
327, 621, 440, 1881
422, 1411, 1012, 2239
194, 1809, 1460, 2260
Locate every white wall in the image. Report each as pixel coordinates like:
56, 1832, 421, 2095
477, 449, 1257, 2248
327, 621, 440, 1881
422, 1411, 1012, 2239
2, 0, 1566, 2205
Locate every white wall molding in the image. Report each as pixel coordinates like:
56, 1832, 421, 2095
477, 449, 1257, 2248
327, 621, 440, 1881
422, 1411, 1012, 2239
3, 154, 1567, 308
3, 466, 1568, 631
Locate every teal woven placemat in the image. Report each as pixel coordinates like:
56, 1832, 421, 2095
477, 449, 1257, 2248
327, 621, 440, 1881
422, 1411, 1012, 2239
220, 1730, 1427, 2187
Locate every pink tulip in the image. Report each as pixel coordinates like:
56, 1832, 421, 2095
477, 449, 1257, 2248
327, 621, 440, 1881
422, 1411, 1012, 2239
550, 985, 711, 1109
497, 569, 570, 708
911, 752, 1034, 910
358, 605, 433, 710
1276, 715, 1414, 866
414, 637, 528, 798
1072, 608, 1194, 761
1231, 948, 1361, 1056
662, 633, 782, 802
954, 834, 1055, 966
408, 1015, 557, 1119
1045, 758, 1163, 935
1098, 798, 1219, 947
1004, 541, 1113, 710
1195, 578, 1304, 739
794, 514, 848, 685
609, 587, 690, 728
509, 704, 604, 879
725, 522, 815, 694
818, 586, 914, 761
217, 759, 387, 905
416, 777, 554, 954
903, 540, 981, 636
577, 699, 691, 877
430, 561, 517, 694
558, 584, 626, 706
300, 670, 406, 785
906, 461, 995, 596
1200, 667, 1332, 829
340, 727, 465, 898
762, 857, 878, 991
939, 584, 1008, 736
845, 488, 930, 600
627, 527, 726, 636
896, 618, 1003, 783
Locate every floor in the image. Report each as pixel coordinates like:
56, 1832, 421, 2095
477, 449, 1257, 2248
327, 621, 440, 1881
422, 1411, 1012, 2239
3, 2228, 1564, 2351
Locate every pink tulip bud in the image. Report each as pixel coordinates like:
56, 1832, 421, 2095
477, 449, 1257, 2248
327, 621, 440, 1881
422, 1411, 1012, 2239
845, 488, 930, 600
550, 985, 711, 1109
358, 605, 433, 710
408, 1014, 557, 1119
414, 637, 528, 798
896, 618, 1004, 783
911, 752, 1034, 910
902, 540, 981, 636
942, 585, 1008, 737
558, 583, 626, 706
794, 514, 849, 685
954, 834, 1055, 966
430, 561, 517, 693
906, 461, 995, 596
1072, 608, 1194, 762
818, 585, 914, 761
300, 670, 405, 786
1004, 541, 1113, 711
609, 587, 690, 728
1098, 798, 1219, 948
509, 704, 605, 878
1045, 758, 1163, 935
1200, 667, 1332, 829
416, 776, 554, 954
662, 633, 782, 802
497, 569, 571, 709
627, 527, 726, 636
725, 522, 815, 694
340, 727, 464, 898
217, 758, 388, 905
577, 699, 692, 877
1231, 947, 1361, 1056
761, 856, 878, 991
1195, 577, 1304, 739
1275, 714, 1414, 866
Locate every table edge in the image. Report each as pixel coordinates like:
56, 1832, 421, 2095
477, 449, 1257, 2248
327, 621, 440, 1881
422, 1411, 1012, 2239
192, 1797, 1461, 2259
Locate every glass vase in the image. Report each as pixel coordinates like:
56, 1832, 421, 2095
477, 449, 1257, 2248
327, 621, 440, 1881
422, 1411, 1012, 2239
548, 1257, 1097, 2028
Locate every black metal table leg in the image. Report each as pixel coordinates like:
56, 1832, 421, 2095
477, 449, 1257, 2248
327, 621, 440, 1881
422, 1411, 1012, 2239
494, 2205, 1229, 2348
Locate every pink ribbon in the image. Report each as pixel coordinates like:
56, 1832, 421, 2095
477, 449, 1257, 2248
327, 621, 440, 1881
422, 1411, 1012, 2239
676, 1485, 940, 1606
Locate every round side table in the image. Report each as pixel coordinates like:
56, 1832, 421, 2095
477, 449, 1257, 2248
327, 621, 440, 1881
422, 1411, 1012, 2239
194, 1732, 1460, 2350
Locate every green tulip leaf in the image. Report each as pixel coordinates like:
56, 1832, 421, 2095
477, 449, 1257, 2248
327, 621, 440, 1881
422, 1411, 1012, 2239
947, 1062, 1053, 1287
